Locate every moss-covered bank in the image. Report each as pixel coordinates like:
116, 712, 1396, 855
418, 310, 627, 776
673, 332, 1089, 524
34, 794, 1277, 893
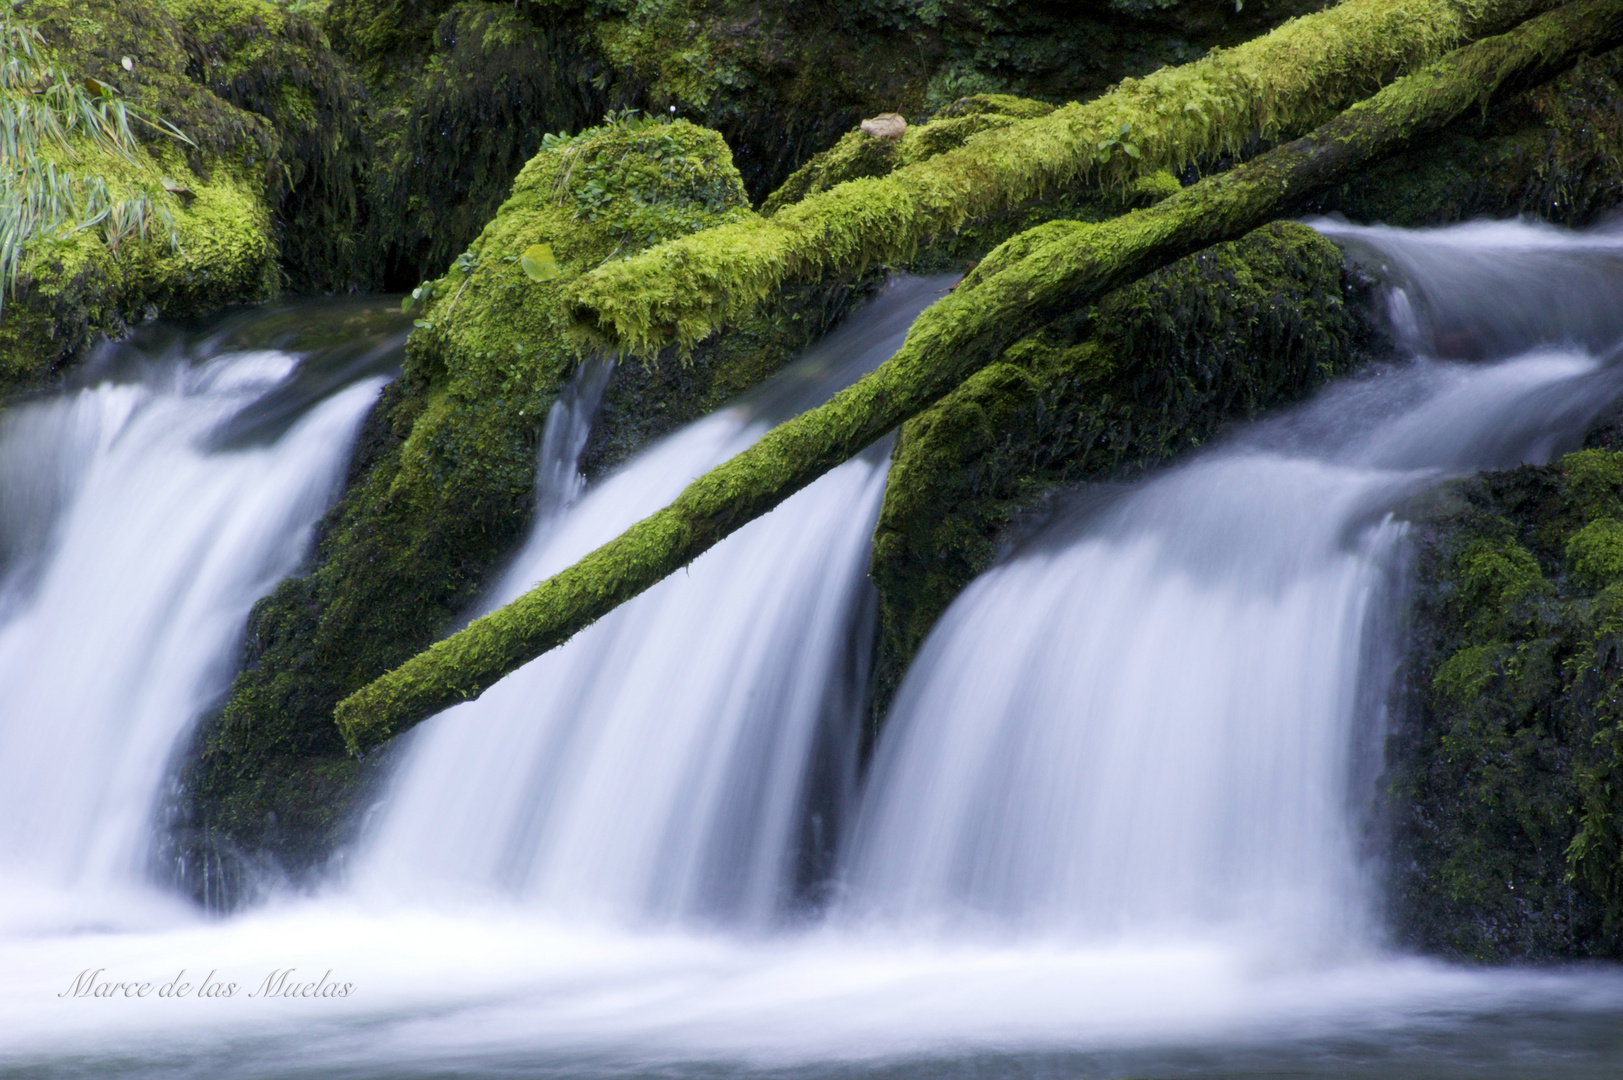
1390, 444, 1623, 961
0, 2, 275, 398
0, 0, 383, 399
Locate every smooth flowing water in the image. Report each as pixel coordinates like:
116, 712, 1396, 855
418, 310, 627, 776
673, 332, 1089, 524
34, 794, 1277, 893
3, 228, 1623, 1078
0, 300, 399, 936
359, 275, 947, 926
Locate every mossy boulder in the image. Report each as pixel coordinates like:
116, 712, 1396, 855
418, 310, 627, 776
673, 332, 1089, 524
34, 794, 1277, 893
24, 0, 370, 287
0, 1, 289, 398
1390, 445, 1623, 961
180, 115, 870, 892
0, 0, 378, 397
0, 163, 277, 396
866, 220, 1382, 739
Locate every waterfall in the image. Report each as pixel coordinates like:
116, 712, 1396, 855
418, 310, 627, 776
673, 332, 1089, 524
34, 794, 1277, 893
842, 218, 1623, 947
358, 275, 950, 925
0, 305, 392, 932
4, 232, 1623, 1076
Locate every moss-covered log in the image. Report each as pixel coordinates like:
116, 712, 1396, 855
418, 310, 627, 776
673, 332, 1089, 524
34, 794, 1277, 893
563, 0, 1564, 355
335, 0, 1623, 753
870, 34, 1623, 744
1315, 42, 1623, 227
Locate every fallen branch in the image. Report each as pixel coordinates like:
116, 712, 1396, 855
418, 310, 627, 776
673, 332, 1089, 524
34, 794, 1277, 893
562, 0, 1563, 356
336, 0, 1623, 754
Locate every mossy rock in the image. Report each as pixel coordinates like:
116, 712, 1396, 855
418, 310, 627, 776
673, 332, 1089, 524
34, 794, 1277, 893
179, 114, 869, 891
1388, 443, 1623, 962
22, 0, 369, 291
0, 163, 278, 396
866, 220, 1383, 745
0, 0, 379, 398
0, 1, 291, 398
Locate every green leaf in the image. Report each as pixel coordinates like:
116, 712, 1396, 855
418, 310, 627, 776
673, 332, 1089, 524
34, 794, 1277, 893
520, 243, 561, 283
401, 294, 414, 313
1122, 142, 1141, 158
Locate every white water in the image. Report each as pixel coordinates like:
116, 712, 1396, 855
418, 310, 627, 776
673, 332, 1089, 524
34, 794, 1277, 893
0, 345, 384, 936
843, 349, 1621, 948
358, 276, 946, 925
3, 228, 1623, 1077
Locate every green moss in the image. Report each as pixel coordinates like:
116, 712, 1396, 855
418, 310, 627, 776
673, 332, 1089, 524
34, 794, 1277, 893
1314, 44, 1623, 227
0, 0, 373, 393
334, 1, 1617, 749
575, 0, 1333, 196
0, 3, 280, 397
868, 221, 1379, 734
761, 94, 1057, 215
1568, 521, 1623, 591
1390, 447, 1623, 960
564, 0, 1563, 356
184, 114, 864, 885
323, 0, 457, 87
21, 0, 280, 177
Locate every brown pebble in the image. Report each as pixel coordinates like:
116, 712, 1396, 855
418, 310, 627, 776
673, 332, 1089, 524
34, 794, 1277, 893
860, 113, 908, 140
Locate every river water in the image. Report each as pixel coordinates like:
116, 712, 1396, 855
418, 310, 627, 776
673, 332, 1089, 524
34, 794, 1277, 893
1, 229, 1622, 1078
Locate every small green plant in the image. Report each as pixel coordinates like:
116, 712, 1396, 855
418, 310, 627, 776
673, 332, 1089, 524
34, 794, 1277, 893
0, 16, 194, 311
1095, 122, 1141, 165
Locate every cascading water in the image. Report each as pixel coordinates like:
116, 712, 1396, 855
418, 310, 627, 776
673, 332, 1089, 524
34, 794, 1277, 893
843, 220, 1623, 947
4, 226, 1623, 1078
843, 327, 1623, 949
359, 275, 949, 926
0, 301, 398, 932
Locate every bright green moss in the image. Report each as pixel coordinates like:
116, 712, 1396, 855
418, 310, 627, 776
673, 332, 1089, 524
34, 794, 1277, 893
0, 3, 280, 397
1454, 537, 1550, 636
336, 2, 1618, 750
1563, 447, 1623, 520
564, 0, 1562, 355
1568, 521, 1623, 591
761, 95, 1058, 215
